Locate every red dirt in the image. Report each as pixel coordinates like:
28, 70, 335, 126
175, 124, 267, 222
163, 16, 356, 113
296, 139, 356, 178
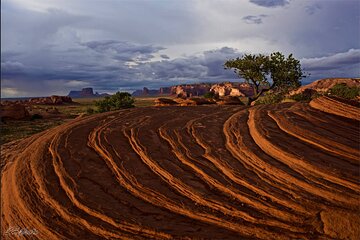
1, 99, 359, 239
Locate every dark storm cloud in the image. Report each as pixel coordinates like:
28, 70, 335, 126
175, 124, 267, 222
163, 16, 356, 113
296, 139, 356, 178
141, 47, 241, 82
1, 44, 243, 96
301, 49, 360, 71
249, 0, 290, 8
82, 40, 165, 62
242, 15, 268, 24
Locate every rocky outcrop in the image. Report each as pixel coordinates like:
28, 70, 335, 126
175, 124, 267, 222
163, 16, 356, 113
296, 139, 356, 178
68, 88, 109, 98
216, 96, 244, 105
0, 103, 30, 120
132, 82, 253, 98
28, 96, 73, 105
170, 84, 211, 98
178, 97, 216, 106
210, 82, 252, 97
154, 98, 178, 106
155, 97, 216, 106
289, 78, 360, 96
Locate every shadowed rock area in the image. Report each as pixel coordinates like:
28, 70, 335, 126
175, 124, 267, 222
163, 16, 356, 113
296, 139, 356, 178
1, 98, 359, 239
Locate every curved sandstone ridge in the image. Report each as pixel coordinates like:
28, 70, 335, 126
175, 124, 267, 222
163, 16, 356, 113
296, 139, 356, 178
1, 101, 359, 239
309, 96, 360, 120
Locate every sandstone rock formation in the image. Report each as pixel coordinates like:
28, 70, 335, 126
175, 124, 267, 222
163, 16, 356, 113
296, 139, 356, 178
132, 82, 253, 98
289, 78, 360, 96
2, 99, 359, 239
210, 82, 249, 97
170, 84, 211, 98
0, 103, 30, 120
309, 96, 360, 120
154, 98, 178, 106
216, 96, 244, 105
178, 97, 215, 106
28, 96, 73, 105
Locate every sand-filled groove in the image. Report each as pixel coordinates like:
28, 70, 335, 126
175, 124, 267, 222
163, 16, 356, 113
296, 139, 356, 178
1, 98, 360, 239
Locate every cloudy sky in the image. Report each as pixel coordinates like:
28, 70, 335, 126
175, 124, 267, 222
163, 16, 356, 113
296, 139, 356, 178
1, 0, 359, 97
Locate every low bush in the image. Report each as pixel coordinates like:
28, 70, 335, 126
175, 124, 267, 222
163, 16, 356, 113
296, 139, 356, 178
203, 91, 219, 100
290, 93, 311, 102
327, 83, 359, 99
31, 114, 43, 120
95, 92, 135, 113
290, 90, 321, 102
86, 107, 95, 115
255, 91, 284, 105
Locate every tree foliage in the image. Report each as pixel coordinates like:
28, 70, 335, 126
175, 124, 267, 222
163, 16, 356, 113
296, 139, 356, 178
95, 92, 135, 113
224, 52, 304, 105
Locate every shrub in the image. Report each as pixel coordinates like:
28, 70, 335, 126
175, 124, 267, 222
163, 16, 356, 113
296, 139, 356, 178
86, 107, 95, 115
327, 83, 360, 99
203, 91, 219, 100
95, 92, 135, 113
255, 91, 284, 105
289, 93, 311, 102
290, 90, 321, 102
31, 114, 43, 120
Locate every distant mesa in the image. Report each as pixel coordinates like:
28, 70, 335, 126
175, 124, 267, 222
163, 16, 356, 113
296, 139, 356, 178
68, 87, 109, 98
132, 87, 162, 97
132, 82, 253, 98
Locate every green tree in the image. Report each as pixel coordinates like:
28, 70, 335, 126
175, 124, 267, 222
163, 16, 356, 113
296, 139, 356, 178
95, 92, 135, 113
224, 52, 304, 105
